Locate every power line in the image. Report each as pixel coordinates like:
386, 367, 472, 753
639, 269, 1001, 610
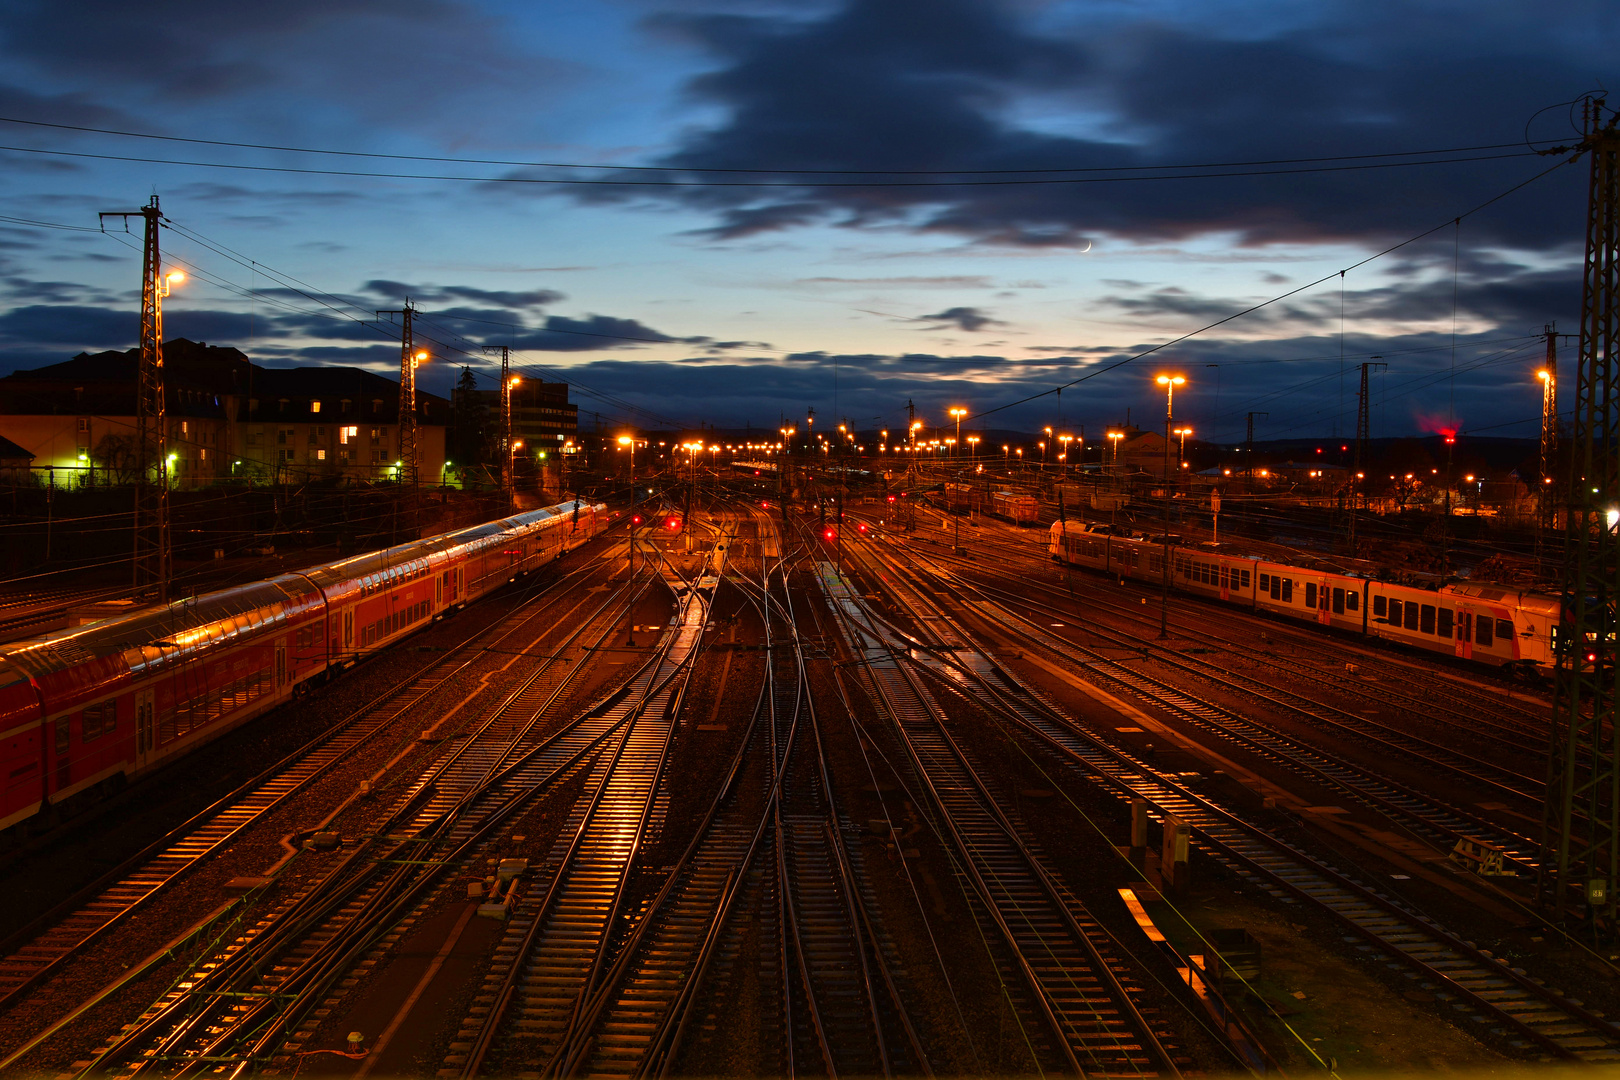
0, 114, 1543, 176
0, 142, 1540, 188
968, 155, 1580, 423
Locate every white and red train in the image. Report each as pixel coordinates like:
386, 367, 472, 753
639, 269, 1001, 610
1049, 520, 1558, 672
0, 500, 608, 836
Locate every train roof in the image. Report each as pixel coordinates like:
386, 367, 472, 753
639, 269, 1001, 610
0, 574, 319, 684
298, 500, 588, 587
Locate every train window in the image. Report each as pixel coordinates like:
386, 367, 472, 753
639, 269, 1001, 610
82, 701, 114, 742
1420, 605, 1435, 635
1373, 595, 1386, 617
1404, 603, 1419, 631
1259, 573, 1270, 591
1332, 587, 1345, 615
1438, 608, 1454, 639
1281, 580, 1293, 603
55, 718, 69, 756
1240, 569, 1251, 588
1496, 619, 1513, 640
1345, 592, 1357, 611
1387, 599, 1401, 625
1477, 616, 1493, 648
1305, 583, 1317, 608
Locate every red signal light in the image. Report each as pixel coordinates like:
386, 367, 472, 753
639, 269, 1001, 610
666, 517, 681, 530
887, 495, 896, 503
631, 515, 642, 525
824, 529, 836, 541
858, 523, 868, 533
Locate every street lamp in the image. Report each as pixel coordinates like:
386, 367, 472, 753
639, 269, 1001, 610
1173, 425, 1193, 468
1107, 430, 1124, 465
1154, 374, 1186, 639
617, 434, 636, 483
950, 407, 967, 457
967, 435, 980, 458
1058, 435, 1073, 474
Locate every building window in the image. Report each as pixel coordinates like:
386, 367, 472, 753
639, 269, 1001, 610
341, 425, 358, 444
201, 448, 208, 461
277, 428, 293, 445
372, 398, 384, 413
246, 431, 261, 447
280, 449, 294, 463
340, 448, 353, 463
371, 449, 385, 464
77, 417, 89, 433
317, 449, 326, 461
181, 420, 189, 435
311, 400, 322, 413
341, 399, 352, 413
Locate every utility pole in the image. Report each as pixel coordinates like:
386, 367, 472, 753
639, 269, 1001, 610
377, 302, 420, 490
485, 346, 514, 511
1244, 412, 1268, 482
1542, 98, 1620, 932
100, 195, 173, 603
1538, 326, 1564, 573
1348, 361, 1385, 558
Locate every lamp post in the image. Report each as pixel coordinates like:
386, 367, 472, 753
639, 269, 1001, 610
1038, 441, 1047, 469
1155, 373, 1186, 638
1058, 435, 1073, 475
950, 408, 967, 458
967, 435, 980, 460
1107, 430, 1123, 465
502, 375, 520, 508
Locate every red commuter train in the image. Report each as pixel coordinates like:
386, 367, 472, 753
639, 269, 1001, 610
0, 500, 607, 837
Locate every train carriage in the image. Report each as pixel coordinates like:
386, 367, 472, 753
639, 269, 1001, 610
0, 499, 607, 839
990, 490, 1041, 526
1050, 519, 1556, 674
0, 574, 325, 832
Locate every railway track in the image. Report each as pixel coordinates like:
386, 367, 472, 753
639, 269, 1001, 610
817, 561, 1195, 1078
452, 539, 723, 1077
837, 534, 1620, 1062
876, 546, 1552, 871
0, 555, 636, 1022
918, 510, 1554, 737
69, 554, 700, 1077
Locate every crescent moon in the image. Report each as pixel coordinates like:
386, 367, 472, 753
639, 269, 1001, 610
1080, 239, 1093, 253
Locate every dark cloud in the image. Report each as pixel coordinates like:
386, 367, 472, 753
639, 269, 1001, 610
513, 314, 711, 352
554, 0, 1603, 251
921, 306, 1001, 331
0, 1, 562, 142
0, 304, 136, 347
362, 280, 565, 312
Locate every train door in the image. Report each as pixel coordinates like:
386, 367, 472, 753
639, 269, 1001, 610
135, 687, 156, 769
343, 609, 354, 657
1457, 610, 1473, 660
275, 640, 287, 688
52, 713, 70, 796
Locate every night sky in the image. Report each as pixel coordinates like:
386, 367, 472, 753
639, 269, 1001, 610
0, 0, 1611, 444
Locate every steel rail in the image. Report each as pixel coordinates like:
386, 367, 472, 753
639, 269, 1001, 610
819, 561, 1188, 1078
0, 555, 618, 1015
850, 537, 1620, 1062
